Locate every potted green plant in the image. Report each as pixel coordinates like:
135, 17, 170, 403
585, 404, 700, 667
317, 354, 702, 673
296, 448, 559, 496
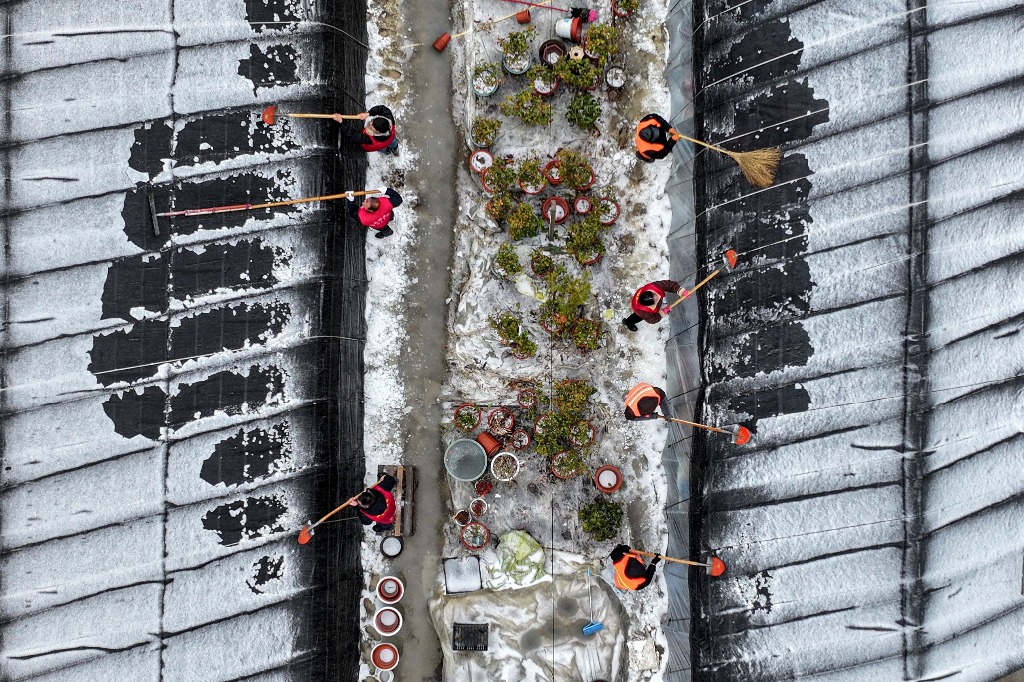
569, 317, 604, 352
569, 419, 596, 447
473, 62, 502, 97
578, 498, 623, 541
499, 27, 537, 74
596, 194, 620, 225
500, 90, 554, 126
485, 192, 515, 223
494, 241, 522, 278
553, 378, 596, 414
481, 157, 518, 194
527, 64, 559, 96
555, 149, 595, 191
460, 521, 491, 550
469, 148, 494, 174
582, 24, 620, 66
566, 93, 601, 131
566, 213, 606, 265
530, 249, 555, 278
506, 202, 544, 240
471, 116, 502, 147
573, 195, 593, 215
538, 266, 592, 337
454, 403, 481, 432
613, 0, 639, 17
550, 450, 588, 479
553, 54, 600, 90
490, 310, 538, 358
517, 154, 547, 195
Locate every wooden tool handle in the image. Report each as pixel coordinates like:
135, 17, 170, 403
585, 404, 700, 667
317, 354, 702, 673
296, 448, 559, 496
314, 475, 386, 526
658, 415, 727, 434
633, 550, 709, 568
288, 113, 362, 120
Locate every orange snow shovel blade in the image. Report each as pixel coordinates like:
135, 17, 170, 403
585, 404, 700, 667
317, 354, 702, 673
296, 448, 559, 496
297, 524, 313, 544
262, 104, 278, 125
731, 425, 752, 445
433, 33, 452, 51
708, 557, 727, 577
724, 248, 738, 269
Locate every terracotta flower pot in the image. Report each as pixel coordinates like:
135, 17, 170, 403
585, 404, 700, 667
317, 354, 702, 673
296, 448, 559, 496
543, 159, 562, 185
377, 576, 405, 604
519, 176, 547, 195
460, 521, 491, 550
488, 407, 516, 437
572, 168, 596, 192
371, 643, 400, 671
469, 149, 494, 173
539, 39, 568, 65
507, 428, 531, 451
554, 16, 584, 43
550, 451, 582, 480
373, 607, 403, 636
515, 8, 531, 23
517, 387, 538, 408
453, 509, 472, 526
454, 403, 481, 432
476, 430, 501, 456
597, 197, 620, 225
594, 464, 623, 493
542, 196, 570, 224
573, 195, 593, 215
475, 479, 494, 496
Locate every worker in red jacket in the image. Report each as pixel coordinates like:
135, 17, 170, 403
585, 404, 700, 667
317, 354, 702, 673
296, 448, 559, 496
347, 187, 403, 238
611, 544, 659, 591
349, 473, 398, 533
623, 280, 684, 331
635, 113, 678, 163
624, 382, 667, 421
336, 104, 399, 155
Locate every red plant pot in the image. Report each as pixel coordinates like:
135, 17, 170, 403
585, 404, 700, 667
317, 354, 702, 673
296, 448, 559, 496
612, 0, 633, 17
377, 576, 405, 604
542, 196, 570, 224
519, 177, 547, 195
371, 643, 400, 671
543, 160, 562, 185
460, 521, 491, 551
550, 451, 582, 480
533, 413, 554, 436
488, 407, 516, 437
476, 430, 501, 456
470, 497, 488, 517
517, 387, 537, 408
597, 197, 621, 225
469, 149, 494, 173
594, 464, 623, 493
578, 250, 604, 266
572, 168, 596, 192
374, 607, 403, 636
475, 479, 494, 496
454, 403, 481, 432
507, 428, 531, 450
573, 195, 593, 215
515, 8, 531, 23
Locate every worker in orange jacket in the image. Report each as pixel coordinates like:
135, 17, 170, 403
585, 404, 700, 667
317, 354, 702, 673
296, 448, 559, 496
635, 114, 678, 163
611, 544, 659, 591
624, 382, 667, 421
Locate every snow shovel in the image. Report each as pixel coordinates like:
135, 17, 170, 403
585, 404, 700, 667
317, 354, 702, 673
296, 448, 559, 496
582, 568, 604, 636
297, 475, 385, 545
662, 249, 738, 315
261, 104, 362, 125
633, 550, 727, 577
657, 415, 751, 445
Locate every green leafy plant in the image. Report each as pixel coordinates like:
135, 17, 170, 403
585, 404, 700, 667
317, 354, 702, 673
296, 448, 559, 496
499, 27, 538, 59
495, 241, 522, 277
566, 93, 601, 130
616, 0, 640, 13
500, 90, 554, 126
483, 157, 518, 193
553, 56, 600, 90
579, 498, 623, 542
472, 116, 502, 146
553, 379, 596, 415
473, 62, 502, 91
565, 213, 606, 263
506, 202, 544, 240
554, 149, 594, 190
486, 192, 515, 223
551, 450, 588, 479
517, 154, 545, 190
530, 249, 555, 277
490, 310, 537, 358
570, 318, 603, 352
527, 64, 558, 92
582, 24, 621, 66
455, 404, 480, 432
543, 265, 592, 321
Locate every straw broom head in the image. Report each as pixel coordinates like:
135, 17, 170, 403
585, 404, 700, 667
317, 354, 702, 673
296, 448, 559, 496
723, 146, 782, 189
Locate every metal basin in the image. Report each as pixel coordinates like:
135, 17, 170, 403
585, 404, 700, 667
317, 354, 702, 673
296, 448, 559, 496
444, 439, 487, 481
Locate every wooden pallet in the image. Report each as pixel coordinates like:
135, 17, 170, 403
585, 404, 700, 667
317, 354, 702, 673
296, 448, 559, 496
377, 464, 415, 537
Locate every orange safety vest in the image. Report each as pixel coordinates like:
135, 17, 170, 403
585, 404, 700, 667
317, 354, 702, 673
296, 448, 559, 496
362, 485, 396, 525
613, 551, 646, 591
625, 382, 662, 419
634, 118, 666, 160
631, 283, 665, 315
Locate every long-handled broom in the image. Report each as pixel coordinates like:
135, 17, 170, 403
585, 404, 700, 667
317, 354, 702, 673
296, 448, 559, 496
261, 104, 363, 125
658, 415, 751, 445
297, 475, 386, 545
670, 129, 781, 188
633, 550, 727, 577
151, 188, 381, 231
662, 249, 738, 315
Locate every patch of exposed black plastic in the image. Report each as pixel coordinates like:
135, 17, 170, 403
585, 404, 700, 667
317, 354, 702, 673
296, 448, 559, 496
169, 366, 285, 427
200, 422, 292, 487
246, 0, 300, 32
201, 494, 287, 546
128, 121, 173, 179
246, 554, 286, 594
238, 43, 300, 95
170, 239, 282, 300
102, 385, 166, 440
101, 254, 169, 321
175, 114, 300, 167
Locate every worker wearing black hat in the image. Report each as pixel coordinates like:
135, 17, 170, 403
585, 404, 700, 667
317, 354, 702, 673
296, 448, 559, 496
635, 113, 678, 163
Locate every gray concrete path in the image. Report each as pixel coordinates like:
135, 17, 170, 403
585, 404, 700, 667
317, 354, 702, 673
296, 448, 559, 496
384, 3, 457, 681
